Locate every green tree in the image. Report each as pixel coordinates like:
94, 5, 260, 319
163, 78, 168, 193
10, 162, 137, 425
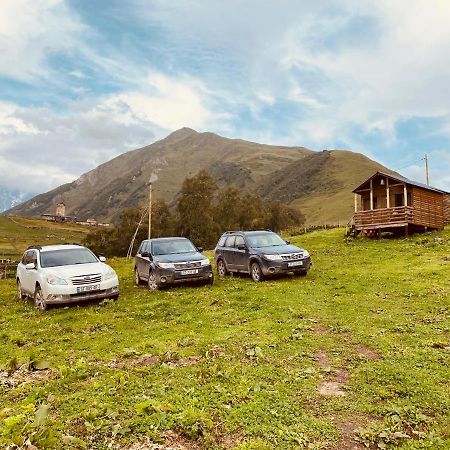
213, 186, 243, 231
265, 201, 305, 232
151, 200, 175, 238
175, 170, 218, 248
84, 200, 174, 257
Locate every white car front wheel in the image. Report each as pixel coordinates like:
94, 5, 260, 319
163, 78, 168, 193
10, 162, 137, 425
34, 286, 48, 311
17, 279, 26, 300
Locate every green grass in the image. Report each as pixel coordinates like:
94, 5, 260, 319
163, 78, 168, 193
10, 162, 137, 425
0, 216, 89, 260
0, 228, 449, 449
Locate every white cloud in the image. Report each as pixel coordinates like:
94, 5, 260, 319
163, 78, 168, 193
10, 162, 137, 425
0, 0, 85, 81
0, 102, 40, 135
0, 72, 222, 193
112, 74, 214, 130
0, 99, 160, 193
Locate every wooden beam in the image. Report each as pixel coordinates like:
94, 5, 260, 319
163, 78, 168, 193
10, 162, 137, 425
386, 177, 390, 208
370, 179, 374, 210
404, 184, 408, 206
354, 193, 358, 212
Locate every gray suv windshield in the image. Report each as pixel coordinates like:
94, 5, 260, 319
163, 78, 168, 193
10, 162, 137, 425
246, 233, 286, 248
152, 239, 197, 255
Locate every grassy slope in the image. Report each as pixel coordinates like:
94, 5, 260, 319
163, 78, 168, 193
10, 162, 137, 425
0, 228, 449, 449
0, 216, 89, 260
290, 151, 395, 225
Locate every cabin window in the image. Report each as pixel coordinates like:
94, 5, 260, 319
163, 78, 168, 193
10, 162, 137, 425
395, 194, 404, 207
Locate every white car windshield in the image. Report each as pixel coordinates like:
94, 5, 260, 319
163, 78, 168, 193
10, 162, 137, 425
152, 239, 197, 255
40, 248, 99, 268
246, 233, 287, 248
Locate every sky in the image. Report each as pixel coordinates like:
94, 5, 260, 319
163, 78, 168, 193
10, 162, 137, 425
1, 0, 450, 197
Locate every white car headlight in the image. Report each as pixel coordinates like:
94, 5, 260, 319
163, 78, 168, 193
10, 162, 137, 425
103, 267, 117, 281
199, 258, 210, 266
157, 262, 175, 269
263, 254, 282, 261
46, 273, 68, 285
302, 250, 310, 258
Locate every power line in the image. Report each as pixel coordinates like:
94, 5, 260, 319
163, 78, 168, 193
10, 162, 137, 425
393, 156, 424, 172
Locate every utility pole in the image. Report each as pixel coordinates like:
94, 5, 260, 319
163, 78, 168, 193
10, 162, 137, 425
424, 153, 429, 185
148, 182, 152, 240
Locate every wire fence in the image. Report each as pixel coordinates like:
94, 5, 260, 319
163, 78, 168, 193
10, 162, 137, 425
0, 259, 18, 280
284, 223, 346, 236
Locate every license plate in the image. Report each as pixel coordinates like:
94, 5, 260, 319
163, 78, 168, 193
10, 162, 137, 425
76, 284, 100, 293
181, 269, 198, 275
288, 261, 303, 267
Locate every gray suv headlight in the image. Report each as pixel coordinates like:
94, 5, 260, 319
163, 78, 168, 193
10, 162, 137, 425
263, 254, 283, 261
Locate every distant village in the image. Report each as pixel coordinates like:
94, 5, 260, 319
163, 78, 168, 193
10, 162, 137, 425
41, 202, 110, 228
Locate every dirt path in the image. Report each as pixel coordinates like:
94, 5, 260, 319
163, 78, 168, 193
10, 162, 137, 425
312, 320, 381, 449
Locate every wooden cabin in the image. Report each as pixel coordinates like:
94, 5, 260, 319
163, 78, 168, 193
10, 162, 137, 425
351, 172, 450, 236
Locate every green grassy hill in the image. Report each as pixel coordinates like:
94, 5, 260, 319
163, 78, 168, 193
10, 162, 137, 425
5, 128, 393, 225
1, 227, 449, 449
0, 216, 89, 260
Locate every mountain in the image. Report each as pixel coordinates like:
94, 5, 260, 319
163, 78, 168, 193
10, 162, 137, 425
0, 188, 35, 213
4, 128, 393, 224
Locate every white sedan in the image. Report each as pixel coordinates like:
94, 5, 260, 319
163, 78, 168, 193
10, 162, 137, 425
16, 244, 119, 311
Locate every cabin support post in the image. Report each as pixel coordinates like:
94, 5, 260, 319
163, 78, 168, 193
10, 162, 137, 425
386, 177, 390, 208
370, 179, 374, 210
403, 184, 408, 206
354, 193, 358, 212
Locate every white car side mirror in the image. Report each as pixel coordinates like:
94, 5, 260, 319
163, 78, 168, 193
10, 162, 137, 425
25, 263, 36, 270
99, 256, 106, 262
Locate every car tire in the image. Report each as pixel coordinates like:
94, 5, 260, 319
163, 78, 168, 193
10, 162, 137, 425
217, 259, 228, 277
250, 261, 264, 282
294, 270, 307, 277
17, 279, 26, 300
135, 268, 142, 285
34, 286, 48, 311
147, 272, 160, 290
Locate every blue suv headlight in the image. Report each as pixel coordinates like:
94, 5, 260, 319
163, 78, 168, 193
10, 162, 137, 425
157, 262, 175, 269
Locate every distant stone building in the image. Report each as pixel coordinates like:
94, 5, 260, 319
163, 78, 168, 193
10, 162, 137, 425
42, 201, 76, 223
56, 202, 66, 217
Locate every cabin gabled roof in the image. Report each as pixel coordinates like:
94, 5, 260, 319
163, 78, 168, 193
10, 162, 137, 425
353, 171, 449, 194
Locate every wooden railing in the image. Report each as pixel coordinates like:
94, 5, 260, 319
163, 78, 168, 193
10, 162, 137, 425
353, 206, 413, 229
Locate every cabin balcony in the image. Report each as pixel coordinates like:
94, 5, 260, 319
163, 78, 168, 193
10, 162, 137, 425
353, 206, 414, 230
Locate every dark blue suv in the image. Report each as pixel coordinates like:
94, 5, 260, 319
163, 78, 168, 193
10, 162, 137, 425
135, 237, 213, 290
214, 230, 311, 282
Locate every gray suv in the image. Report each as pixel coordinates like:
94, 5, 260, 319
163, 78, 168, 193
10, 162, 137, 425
214, 230, 311, 282
135, 237, 213, 290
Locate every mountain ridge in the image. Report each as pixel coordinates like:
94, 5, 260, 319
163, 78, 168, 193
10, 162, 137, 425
4, 128, 393, 224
